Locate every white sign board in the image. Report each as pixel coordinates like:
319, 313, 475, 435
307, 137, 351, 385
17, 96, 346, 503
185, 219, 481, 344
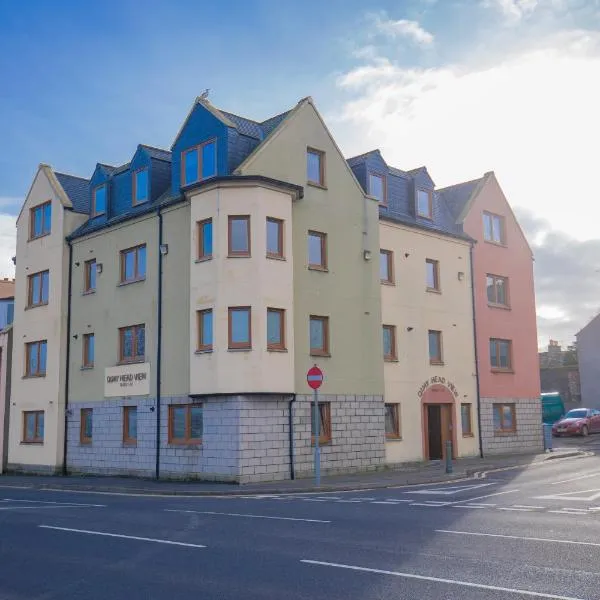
104, 363, 150, 397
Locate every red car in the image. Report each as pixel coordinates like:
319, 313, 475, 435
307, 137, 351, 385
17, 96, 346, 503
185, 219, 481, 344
552, 408, 600, 437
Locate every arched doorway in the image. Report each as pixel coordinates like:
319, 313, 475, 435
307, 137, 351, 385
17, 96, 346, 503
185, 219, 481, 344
421, 383, 457, 461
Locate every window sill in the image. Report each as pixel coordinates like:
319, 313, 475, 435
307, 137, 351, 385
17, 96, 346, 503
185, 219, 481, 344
82, 290, 96, 296
308, 265, 328, 272
80, 441, 92, 446
385, 435, 402, 442
381, 280, 395, 286
417, 214, 433, 221
310, 351, 331, 358
20, 441, 44, 445
491, 368, 514, 374
118, 277, 146, 287
167, 442, 202, 448
429, 360, 444, 366
22, 374, 46, 379
426, 288, 442, 294
494, 430, 517, 437
122, 441, 137, 447
228, 347, 252, 352
266, 254, 286, 261
488, 303, 511, 310
195, 348, 213, 355
267, 347, 288, 353
28, 232, 51, 242
227, 253, 251, 259
484, 240, 507, 248
80, 366, 94, 371
25, 302, 49, 311
195, 256, 213, 263
116, 359, 145, 366
307, 181, 327, 190
384, 357, 398, 363
462, 433, 475, 438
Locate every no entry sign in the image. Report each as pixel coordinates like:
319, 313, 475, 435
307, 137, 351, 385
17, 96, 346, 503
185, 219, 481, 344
307, 365, 324, 390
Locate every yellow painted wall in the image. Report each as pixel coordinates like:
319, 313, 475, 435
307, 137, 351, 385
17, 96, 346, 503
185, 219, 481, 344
236, 100, 384, 396
8, 169, 85, 468
188, 184, 295, 394
380, 221, 479, 462
69, 205, 190, 402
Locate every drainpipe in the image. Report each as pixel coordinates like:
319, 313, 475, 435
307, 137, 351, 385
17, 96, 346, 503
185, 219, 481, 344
62, 240, 73, 476
288, 394, 296, 480
155, 208, 164, 480
469, 243, 484, 459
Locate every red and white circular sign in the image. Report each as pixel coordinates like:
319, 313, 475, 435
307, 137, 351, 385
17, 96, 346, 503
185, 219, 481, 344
307, 365, 324, 390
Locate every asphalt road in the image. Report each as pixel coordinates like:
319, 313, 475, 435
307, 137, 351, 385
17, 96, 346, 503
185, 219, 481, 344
2, 452, 600, 599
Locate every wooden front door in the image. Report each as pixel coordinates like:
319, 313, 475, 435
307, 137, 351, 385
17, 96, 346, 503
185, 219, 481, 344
427, 405, 443, 460
441, 404, 454, 460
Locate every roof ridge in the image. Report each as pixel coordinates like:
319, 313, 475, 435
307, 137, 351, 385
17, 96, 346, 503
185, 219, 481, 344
139, 143, 171, 152
260, 109, 290, 125
219, 108, 261, 125
437, 176, 483, 192
55, 171, 90, 182
346, 149, 381, 162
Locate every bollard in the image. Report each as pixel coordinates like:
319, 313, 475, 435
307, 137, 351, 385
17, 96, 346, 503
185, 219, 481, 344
445, 440, 453, 474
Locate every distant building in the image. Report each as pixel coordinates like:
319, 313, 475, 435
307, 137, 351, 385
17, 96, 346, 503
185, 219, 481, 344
539, 340, 581, 407
576, 315, 600, 409
0, 278, 15, 330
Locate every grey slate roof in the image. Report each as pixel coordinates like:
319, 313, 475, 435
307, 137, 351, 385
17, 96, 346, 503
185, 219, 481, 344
140, 145, 172, 162
54, 172, 90, 214
219, 109, 291, 140
437, 178, 483, 221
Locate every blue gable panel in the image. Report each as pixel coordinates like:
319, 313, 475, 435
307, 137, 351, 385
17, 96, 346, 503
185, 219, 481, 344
150, 157, 171, 203
90, 164, 111, 188
130, 146, 150, 172
110, 169, 133, 218
384, 171, 411, 220
350, 162, 367, 192
171, 104, 228, 194
227, 129, 261, 173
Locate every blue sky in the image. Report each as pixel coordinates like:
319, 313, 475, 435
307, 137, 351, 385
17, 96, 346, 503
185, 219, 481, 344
1, 0, 600, 344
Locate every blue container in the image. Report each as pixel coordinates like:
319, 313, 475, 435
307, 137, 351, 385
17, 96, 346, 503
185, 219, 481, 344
543, 423, 553, 452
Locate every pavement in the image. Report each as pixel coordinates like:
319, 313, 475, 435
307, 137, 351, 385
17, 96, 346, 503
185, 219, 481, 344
0, 445, 587, 496
1, 443, 600, 599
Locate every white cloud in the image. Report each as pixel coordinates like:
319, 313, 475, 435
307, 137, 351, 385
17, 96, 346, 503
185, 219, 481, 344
334, 29, 600, 243
483, 0, 540, 22
369, 13, 434, 46
0, 214, 16, 279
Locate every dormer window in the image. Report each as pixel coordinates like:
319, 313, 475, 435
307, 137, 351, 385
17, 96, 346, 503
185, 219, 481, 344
133, 168, 149, 205
93, 184, 107, 217
416, 188, 432, 219
181, 139, 217, 186
368, 173, 386, 205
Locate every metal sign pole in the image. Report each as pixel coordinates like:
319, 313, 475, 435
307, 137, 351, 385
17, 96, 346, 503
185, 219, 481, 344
314, 387, 321, 486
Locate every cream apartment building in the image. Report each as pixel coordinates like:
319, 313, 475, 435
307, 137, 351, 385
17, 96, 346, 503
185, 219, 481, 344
7, 96, 489, 482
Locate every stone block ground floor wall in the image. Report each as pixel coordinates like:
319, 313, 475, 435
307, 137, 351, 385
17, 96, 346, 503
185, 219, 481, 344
480, 397, 543, 455
65, 394, 386, 483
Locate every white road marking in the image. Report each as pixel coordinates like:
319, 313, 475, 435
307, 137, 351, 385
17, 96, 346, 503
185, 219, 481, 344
447, 489, 519, 505
301, 559, 584, 599
383, 498, 413, 503
371, 501, 402, 505
536, 488, 600, 502
0, 505, 105, 511
335, 500, 362, 503
2, 498, 105, 507
410, 502, 442, 507
39, 525, 206, 548
511, 505, 546, 510
497, 507, 534, 512
404, 483, 494, 496
466, 503, 496, 507
302, 498, 327, 502
0, 485, 33, 490
548, 508, 590, 515
437, 529, 600, 548
551, 472, 600, 485
165, 509, 331, 523
456, 505, 488, 509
